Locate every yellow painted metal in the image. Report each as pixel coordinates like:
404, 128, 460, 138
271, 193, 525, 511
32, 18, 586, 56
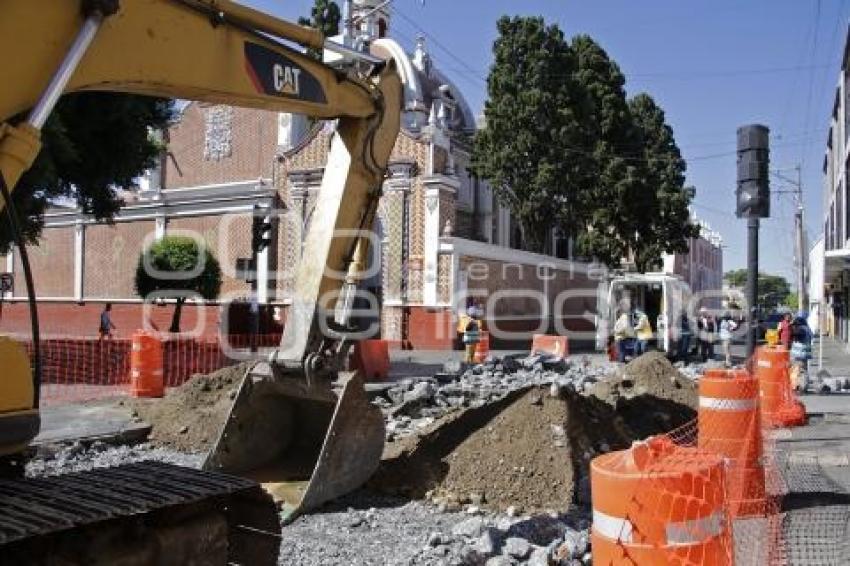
0, 124, 42, 201
0, 335, 34, 414
765, 328, 779, 347
0, 0, 375, 122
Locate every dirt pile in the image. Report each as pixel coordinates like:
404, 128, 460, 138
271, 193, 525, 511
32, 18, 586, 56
590, 351, 697, 408
132, 363, 249, 453
373, 355, 700, 514
588, 352, 698, 439
373, 387, 637, 514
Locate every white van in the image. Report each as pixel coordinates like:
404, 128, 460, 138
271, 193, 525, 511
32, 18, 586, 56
596, 273, 693, 356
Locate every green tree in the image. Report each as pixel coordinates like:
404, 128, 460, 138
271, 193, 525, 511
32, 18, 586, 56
723, 270, 791, 310
134, 236, 222, 333
570, 35, 645, 268
627, 93, 699, 271
784, 292, 799, 310
298, 0, 341, 59
1, 93, 173, 251
471, 16, 593, 252
724, 269, 748, 288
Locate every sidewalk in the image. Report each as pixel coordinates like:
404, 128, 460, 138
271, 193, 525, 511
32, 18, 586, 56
811, 335, 850, 377
802, 336, 850, 415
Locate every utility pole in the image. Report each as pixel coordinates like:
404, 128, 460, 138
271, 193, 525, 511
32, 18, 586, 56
772, 165, 807, 312
795, 165, 806, 312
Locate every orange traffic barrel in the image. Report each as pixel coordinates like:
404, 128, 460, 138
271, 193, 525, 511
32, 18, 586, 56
698, 369, 766, 517
754, 346, 805, 428
474, 332, 490, 364
352, 339, 390, 381
591, 436, 732, 565
130, 331, 164, 397
531, 334, 569, 359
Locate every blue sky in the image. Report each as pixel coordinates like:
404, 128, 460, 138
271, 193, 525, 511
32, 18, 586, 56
246, 0, 849, 286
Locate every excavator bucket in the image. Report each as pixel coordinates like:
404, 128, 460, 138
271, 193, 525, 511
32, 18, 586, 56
203, 363, 385, 521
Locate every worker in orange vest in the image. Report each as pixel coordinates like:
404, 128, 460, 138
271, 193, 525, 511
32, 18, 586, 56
462, 306, 482, 363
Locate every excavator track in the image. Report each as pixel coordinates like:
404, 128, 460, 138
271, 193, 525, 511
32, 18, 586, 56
0, 460, 280, 565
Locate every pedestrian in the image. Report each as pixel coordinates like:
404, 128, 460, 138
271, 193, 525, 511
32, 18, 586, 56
633, 309, 652, 356
719, 313, 737, 367
99, 303, 116, 340
678, 312, 692, 362
790, 313, 813, 391
778, 312, 793, 350
462, 306, 481, 364
697, 308, 714, 362
613, 309, 634, 363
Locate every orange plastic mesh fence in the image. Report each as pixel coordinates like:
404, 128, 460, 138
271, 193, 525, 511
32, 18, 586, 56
591, 367, 789, 566
7, 333, 282, 406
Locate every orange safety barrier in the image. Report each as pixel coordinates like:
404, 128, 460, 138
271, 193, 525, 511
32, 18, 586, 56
698, 368, 766, 518
754, 346, 806, 428
352, 339, 390, 382
130, 331, 164, 398
591, 435, 733, 565
473, 331, 490, 364
8, 333, 285, 406
531, 334, 569, 359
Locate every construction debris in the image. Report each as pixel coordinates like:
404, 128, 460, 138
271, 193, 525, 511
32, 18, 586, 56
131, 363, 249, 453
25, 350, 705, 565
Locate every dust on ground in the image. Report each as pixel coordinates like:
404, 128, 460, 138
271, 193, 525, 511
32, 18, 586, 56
131, 363, 249, 453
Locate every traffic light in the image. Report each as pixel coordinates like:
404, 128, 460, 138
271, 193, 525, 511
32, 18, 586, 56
736, 124, 770, 218
251, 206, 273, 253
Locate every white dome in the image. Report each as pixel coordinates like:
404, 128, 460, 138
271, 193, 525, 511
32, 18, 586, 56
371, 37, 477, 133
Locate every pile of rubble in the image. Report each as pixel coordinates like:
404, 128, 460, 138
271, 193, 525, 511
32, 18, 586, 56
279, 490, 592, 566
433, 511, 592, 565
374, 354, 613, 442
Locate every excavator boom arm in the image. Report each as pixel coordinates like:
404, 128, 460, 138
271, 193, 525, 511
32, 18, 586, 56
0, 0, 376, 122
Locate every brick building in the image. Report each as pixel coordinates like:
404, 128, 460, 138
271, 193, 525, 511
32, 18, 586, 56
1, 0, 599, 348
662, 217, 724, 305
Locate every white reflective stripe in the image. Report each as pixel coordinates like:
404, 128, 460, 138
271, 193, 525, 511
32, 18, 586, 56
757, 360, 771, 368
699, 396, 756, 411
131, 369, 140, 378
665, 511, 724, 546
594, 509, 723, 546
592, 509, 633, 543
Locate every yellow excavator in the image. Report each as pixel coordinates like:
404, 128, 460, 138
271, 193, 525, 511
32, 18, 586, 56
0, 0, 401, 563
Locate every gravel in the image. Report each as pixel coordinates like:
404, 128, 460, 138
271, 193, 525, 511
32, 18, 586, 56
279, 489, 592, 566
26, 440, 203, 477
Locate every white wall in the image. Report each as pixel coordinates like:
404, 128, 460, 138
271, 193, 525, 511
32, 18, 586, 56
808, 236, 825, 332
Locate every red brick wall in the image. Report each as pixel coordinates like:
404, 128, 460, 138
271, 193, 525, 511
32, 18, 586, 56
0, 302, 222, 339
407, 307, 454, 350
164, 104, 278, 189
166, 215, 252, 296
84, 222, 156, 299
14, 226, 75, 298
